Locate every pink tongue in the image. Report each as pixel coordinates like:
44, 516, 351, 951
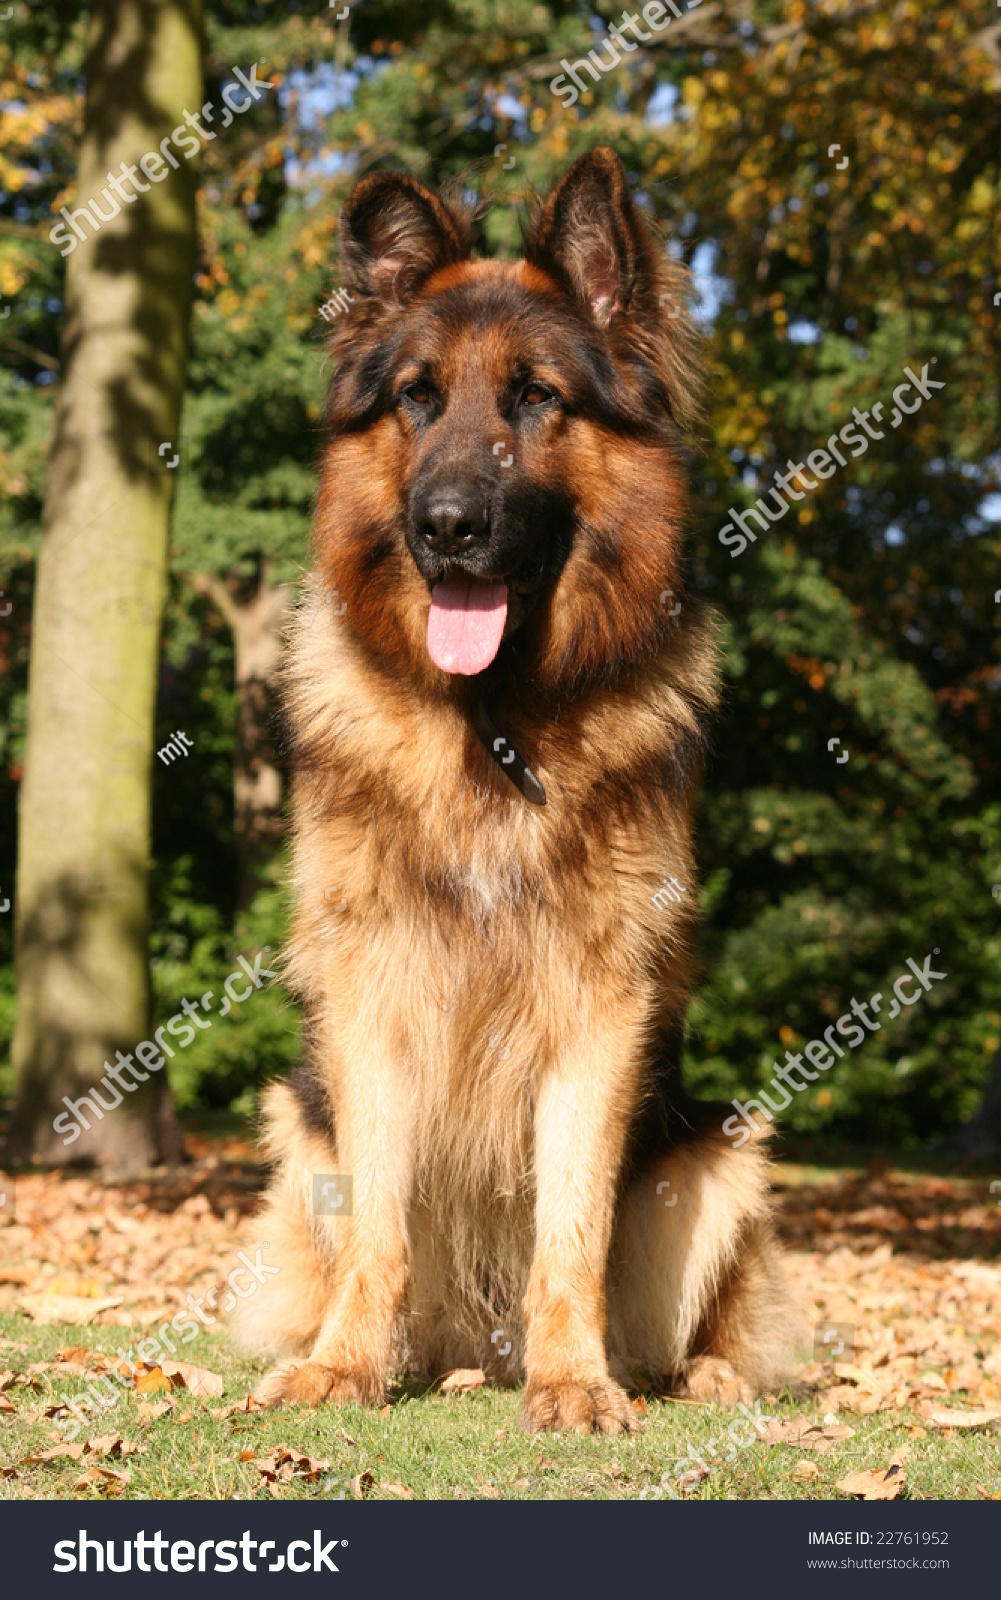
427, 576, 508, 674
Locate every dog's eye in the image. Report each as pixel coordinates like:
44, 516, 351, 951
521, 383, 553, 407
403, 381, 434, 407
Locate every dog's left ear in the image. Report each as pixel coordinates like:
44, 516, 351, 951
526, 147, 648, 327
339, 171, 471, 305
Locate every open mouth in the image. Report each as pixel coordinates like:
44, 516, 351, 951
427, 573, 509, 675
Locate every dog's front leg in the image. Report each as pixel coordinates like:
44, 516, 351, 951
522, 1017, 642, 1435
275, 1038, 416, 1409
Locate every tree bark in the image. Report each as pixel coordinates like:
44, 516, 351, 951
193, 562, 293, 911
7, 0, 202, 1170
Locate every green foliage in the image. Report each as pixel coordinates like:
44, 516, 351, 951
149, 858, 299, 1111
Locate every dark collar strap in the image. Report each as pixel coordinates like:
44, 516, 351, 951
472, 698, 547, 807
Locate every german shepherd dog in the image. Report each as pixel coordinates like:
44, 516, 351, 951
238, 148, 792, 1432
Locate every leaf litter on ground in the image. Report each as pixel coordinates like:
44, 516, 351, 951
1, 1161, 998, 1499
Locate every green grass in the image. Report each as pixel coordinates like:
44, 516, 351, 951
2, 1313, 998, 1501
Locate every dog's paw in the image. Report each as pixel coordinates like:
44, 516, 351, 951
520, 1374, 639, 1436
252, 1359, 380, 1408
251, 1360, 305, 1408
679, 1355, 753, 1407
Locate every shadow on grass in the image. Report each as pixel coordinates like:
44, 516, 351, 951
772, 1138, 1001, 1262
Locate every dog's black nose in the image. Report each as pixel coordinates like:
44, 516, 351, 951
416, 487, 489, 556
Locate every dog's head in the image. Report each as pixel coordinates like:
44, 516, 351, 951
316, 147, 701, 699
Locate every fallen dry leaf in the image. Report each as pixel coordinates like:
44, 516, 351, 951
45, 1277, 109, 1299
55, 1345, 96, 1366
0, 1394, 14, 1414
209, 1394, 266, 1421
631, 1395, 649, 1415
676, 1467, 709, 1493
927, 1407, 1000, 1431
158, 1359, 223, 1399
85, 1434, 142, 1459
53, 1346, 106, 1377
137, 1399, 174, 1424
833, 1363, 883, 1390
835, 1457, 906, 1501
439, 1367, 485, 1395
24, 1434, 142, 1468
18, 1292, 122, 1325
793, 1459, 821, 1480
0, 1267, 33, 1287
73, 1465, 129, 1495
350, 1470, 375, 1498
761, 1413, 856, 1453
253, 1446, 331, 1486
135, 1366, 173, 1396
381, 1481, 414, 1499
824, 1365, 896, 1415
25, 1443, 86, 1463
378, 1404, 391, 1419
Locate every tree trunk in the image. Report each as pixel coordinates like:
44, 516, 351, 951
7, 0, 202, 1170
938, 1046, 1001, 1163
194, 562, 292, 910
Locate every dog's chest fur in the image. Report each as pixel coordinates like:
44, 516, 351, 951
283, 587, 712, 1200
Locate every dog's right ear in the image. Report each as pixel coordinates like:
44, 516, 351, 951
338, 173, 471, 306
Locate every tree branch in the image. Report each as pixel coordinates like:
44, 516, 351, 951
190, 571, 241, 631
